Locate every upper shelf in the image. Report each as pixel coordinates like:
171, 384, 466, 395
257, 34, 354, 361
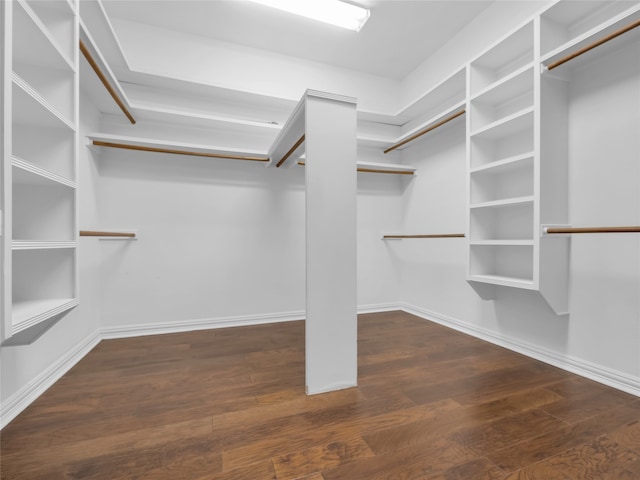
88, 133, 270, 163
540, 1, 640, 61
470, 21, 534, 96
80, 21, 136, 124
13, 0, 75, 73
12, 73, 75, 130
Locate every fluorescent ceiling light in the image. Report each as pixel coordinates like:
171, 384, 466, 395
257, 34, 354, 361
249, 0, 370, 32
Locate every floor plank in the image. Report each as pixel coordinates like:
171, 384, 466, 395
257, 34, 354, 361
1, 311, 638, 480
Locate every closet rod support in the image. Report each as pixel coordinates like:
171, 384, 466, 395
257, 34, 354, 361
384, 109, 465, 154
546, 19, 640, 70
79, 40, 137, 125
276, 135, 306, 168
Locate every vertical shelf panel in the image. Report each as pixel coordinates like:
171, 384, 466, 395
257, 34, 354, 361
3, 0, 77, 344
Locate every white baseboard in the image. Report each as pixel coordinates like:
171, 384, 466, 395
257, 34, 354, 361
358, 302, 401, 314
400, 302, 640, 397
1, 330, 102, 430
101, 303, 401, 340
100, 310, 307, 340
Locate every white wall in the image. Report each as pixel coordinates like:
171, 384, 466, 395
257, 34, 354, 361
397, 37, 640, 388
95, 142, 402, 334
0, 93, 103, 423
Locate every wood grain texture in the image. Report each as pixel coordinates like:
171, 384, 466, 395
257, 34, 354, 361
1, 311, 638, 479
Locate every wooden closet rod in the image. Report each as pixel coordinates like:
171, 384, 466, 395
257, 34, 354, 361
92, 141, 269, 162
80, 230, 136, 238
297, 161, 414, 175
545, 226, 640, 234
547, 19, 640, 70
383, 234, 465, 239
384, 109, 466, 154
276, 135, 305, 168
79, 40, 136, 125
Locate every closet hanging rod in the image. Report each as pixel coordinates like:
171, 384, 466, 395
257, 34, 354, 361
297, 161, 414, 175
92, 141, 270, 162
544, 226, 640, 234
79, 40, 136, 125
384, 109, 466, 154
276, 134, 306, 168
80, 230, 136, 238
546, 19, 640, 70
383, 234, 465, 239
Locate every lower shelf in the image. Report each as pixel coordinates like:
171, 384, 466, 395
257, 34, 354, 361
12, 298, 78, 333
467, 274, 536, 289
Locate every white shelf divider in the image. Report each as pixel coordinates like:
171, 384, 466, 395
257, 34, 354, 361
12, 155, 76, 188
12, 298, 78, 333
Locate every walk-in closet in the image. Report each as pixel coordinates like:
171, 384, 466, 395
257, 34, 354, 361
1, 1, 639, 478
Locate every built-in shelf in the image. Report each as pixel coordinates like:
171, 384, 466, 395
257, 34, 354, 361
24, 0, 76, 63
470, 152, 534, 174
13, 0, 75, 72
470, 106, 534, 139
12, 156, 76, 188
467, 274, 536, 289
470, 21, 534, 95
470, 157, 533, 205
88, 133, 270, 162
397, 67, 466, 128
12, 73, 75, 130
470, 195, 535, 210
469, 240, 534, 246
540, 1, 640, 60
12, 298, 78, 333
470, 67, 534, 132
356, 161, 416, 174
3, 0, 79, 345
13, 241, 76, 250
385, 102, 466, 153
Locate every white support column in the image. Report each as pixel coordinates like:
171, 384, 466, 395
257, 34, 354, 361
304, 90, 358, 395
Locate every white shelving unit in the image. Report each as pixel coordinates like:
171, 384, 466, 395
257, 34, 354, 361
2, 0, 78, 345
540, 1, 640, 62
465, 2, 640, 314
466, 20, 540, 294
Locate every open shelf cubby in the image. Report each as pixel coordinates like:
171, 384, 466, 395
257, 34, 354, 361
469, 244, 535, 286
470, 65, 534, 132
470, 21, 534, 96
470, 201, 534, 241
12, 248, 77, 331
12, 166, 75, 242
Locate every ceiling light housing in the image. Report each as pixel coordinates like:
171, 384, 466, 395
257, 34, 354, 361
249, 0, 370, 32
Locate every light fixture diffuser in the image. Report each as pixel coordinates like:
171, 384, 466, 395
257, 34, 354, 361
248, 0, 370, 32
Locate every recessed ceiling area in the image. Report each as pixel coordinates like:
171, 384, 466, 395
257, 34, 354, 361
101, 0, 495, 80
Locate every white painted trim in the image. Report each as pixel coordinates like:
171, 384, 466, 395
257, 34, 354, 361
101, 303, 401, 340
400, 303, 640, 397
100, 310, 306, 339
358, 302, 402, 314
0, 330, 102, 429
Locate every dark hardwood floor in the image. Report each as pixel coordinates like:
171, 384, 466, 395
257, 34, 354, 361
2, 311, 639, 479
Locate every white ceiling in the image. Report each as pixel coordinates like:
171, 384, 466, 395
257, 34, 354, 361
102, 0, 494, 80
